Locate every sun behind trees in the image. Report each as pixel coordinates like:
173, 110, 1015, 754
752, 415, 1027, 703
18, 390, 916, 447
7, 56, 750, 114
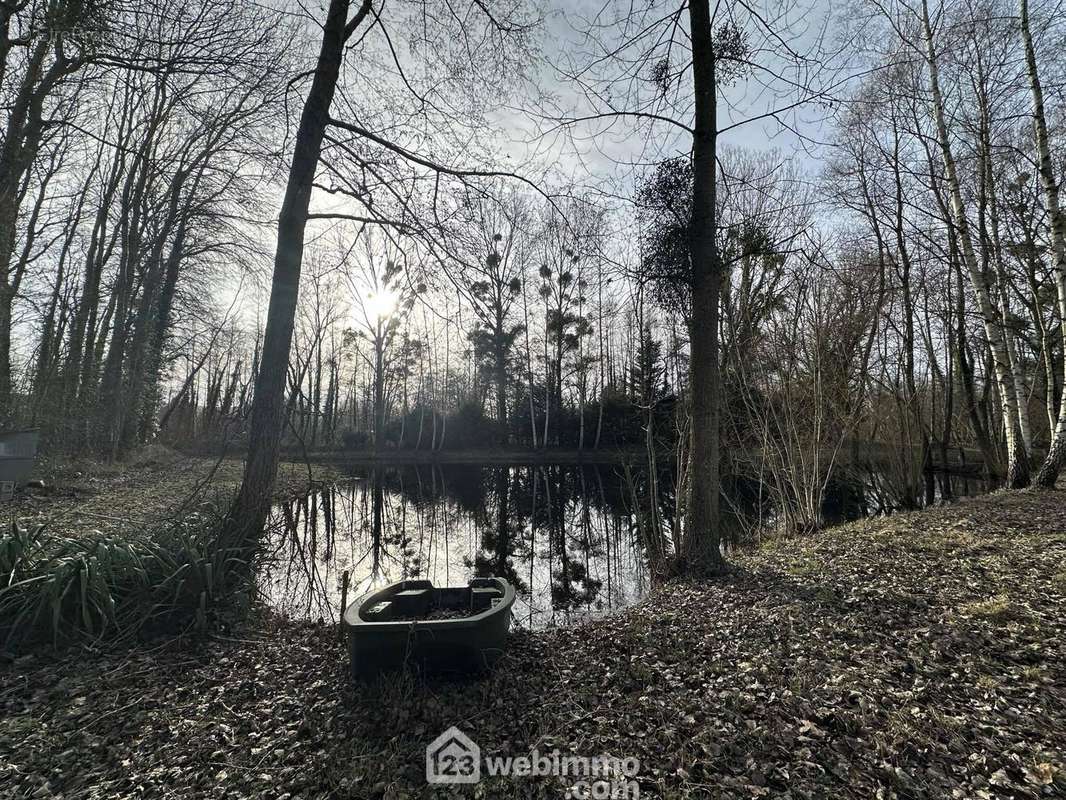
3, 3, 1066, 795
1, 0, 1065, 569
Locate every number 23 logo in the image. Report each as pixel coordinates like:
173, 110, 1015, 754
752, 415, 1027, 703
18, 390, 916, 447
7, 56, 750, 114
439, 753, 476, 776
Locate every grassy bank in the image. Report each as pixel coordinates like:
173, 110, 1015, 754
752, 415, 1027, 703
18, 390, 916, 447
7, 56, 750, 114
1, 486, 1063, 798
9, 448, 341, 538
0, 451, 342, 650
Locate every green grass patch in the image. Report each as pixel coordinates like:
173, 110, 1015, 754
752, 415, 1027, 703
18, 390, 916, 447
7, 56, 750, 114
783, 558, 823, 577
0, 508, 252, 652
958, 594, 1014, 622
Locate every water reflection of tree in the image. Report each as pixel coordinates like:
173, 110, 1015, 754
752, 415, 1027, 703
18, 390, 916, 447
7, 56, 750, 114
264, 487, 341, 620
544, 466, 603, 611
263, 464, 650, 626
400, 464, 642, 620
261, 460, 990, 628
470, 468, 526, 592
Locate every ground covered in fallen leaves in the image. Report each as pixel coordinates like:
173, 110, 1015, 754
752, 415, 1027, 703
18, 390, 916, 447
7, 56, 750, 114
2, 488, 1064, 798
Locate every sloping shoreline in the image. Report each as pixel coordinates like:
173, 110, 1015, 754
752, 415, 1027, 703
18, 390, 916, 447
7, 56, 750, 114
1, 488, 1064, 798
8, 452, 341, 539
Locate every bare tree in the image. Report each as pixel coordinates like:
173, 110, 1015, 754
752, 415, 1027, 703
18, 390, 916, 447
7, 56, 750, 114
1021, 0, 1066, 486
227, 0, 536, 540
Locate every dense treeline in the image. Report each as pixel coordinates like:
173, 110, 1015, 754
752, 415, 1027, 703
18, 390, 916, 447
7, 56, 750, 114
2, 0, 287, 457
4, 0, 1066, 550
830, 0, 1066, 494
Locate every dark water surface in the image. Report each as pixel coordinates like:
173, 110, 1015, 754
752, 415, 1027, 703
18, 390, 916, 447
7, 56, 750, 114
259, 465, 651, 627
257, 464, 990, 627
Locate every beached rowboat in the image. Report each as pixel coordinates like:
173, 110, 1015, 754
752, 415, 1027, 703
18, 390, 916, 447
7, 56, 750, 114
343, 576, 514, 679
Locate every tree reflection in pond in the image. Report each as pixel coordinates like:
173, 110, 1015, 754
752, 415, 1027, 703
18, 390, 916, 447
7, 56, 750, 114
258, 465, 651, 627
258, 462, 990, 625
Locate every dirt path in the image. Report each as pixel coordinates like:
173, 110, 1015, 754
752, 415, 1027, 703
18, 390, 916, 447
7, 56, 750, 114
1, 489, 1063, 798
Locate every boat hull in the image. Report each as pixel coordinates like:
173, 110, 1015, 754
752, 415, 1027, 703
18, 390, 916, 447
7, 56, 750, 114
343, 577, 514, 679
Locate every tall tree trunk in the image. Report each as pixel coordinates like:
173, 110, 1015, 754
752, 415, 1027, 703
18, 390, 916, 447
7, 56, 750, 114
921, 0, 1029, 487
227, 0, 372, 541
372, 326, 385, 452
975, 73, 1033, 454
495, 355, 508, 446
681, 0, 725, 575
522, 282, 538, 447
63, 157, 122, 420
134, 218, 190, 444
891, 116, 931, 506
494, 310, 508, 445
311, 331, 323, 446
1022, 0, 1066, 487
0, 31, 77, 423
33, 162, 90, 425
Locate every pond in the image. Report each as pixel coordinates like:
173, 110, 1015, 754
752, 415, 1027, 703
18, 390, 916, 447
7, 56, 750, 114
257, 462, 991, 627
258, 465, 653, 627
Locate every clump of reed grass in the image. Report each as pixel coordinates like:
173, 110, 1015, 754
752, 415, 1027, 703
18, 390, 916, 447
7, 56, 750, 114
0, 508, 252, 652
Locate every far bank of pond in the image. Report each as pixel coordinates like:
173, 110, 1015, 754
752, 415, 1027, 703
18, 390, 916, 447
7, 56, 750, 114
286, 439, 997, 475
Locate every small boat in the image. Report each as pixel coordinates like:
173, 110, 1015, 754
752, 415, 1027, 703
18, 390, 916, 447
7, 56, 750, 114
343, 577, 515, 679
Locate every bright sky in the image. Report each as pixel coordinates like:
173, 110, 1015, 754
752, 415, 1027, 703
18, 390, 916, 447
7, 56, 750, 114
229, 0, 847, 339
